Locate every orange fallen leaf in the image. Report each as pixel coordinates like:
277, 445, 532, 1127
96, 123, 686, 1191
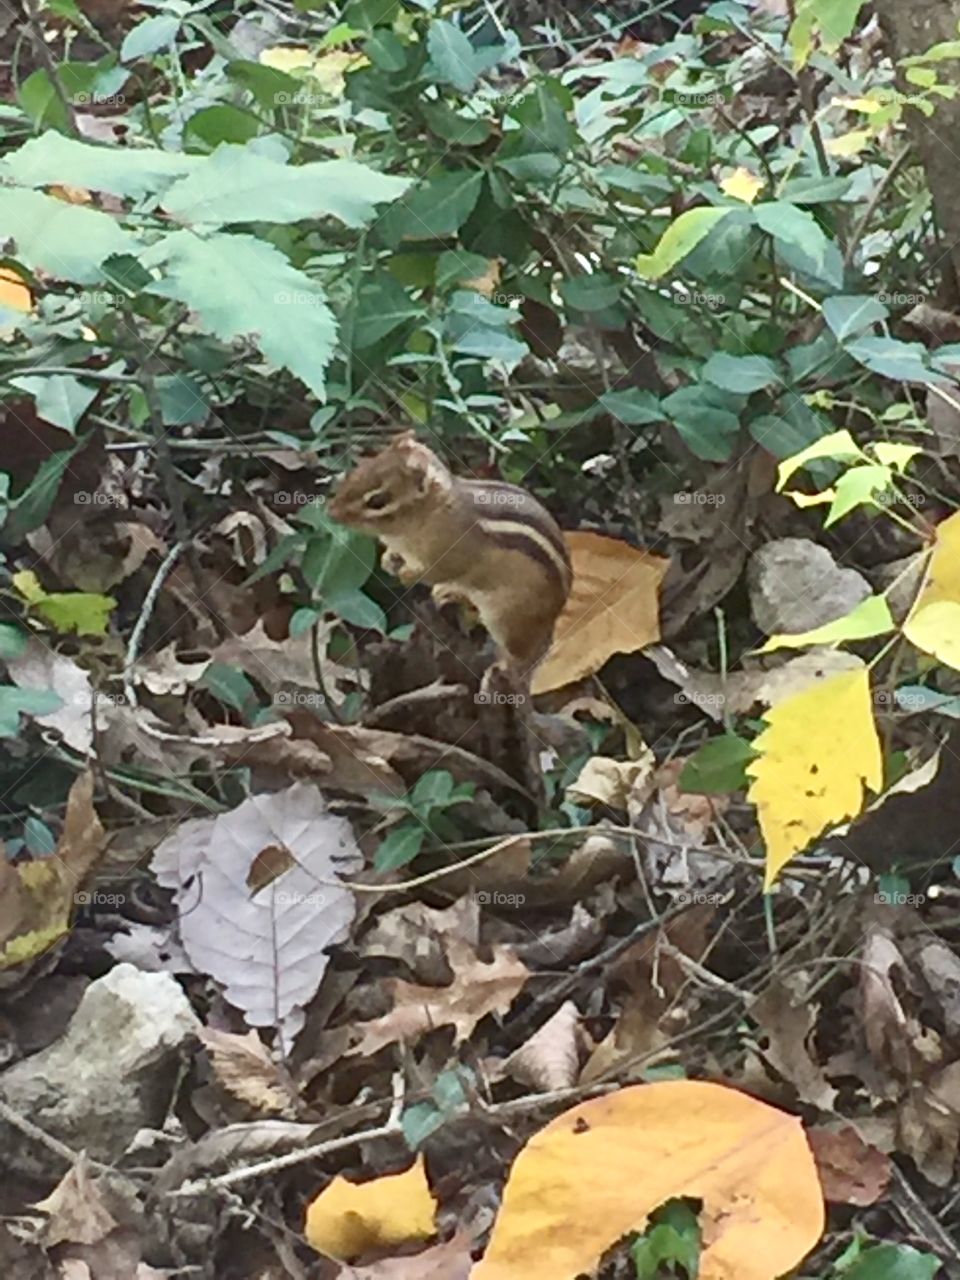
305, 1155, 436, 1260
533, 532, 669, 694
0, 267, 32, 314
470, 1080, 824, 1280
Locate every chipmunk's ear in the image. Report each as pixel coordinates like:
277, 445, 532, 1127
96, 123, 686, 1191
390, 429, 418, 451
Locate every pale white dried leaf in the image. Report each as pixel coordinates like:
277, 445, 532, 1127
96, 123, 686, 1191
152, 783, 361, 1044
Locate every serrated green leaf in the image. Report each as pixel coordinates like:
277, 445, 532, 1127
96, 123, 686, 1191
636, 207, 732, 279
598, 389, 663, 425
121, 14, 181, 62
427, 20, 478, 92
378, 169, 484, 242
142, 230, 336, 399
822, 294, 889, 340
754, 200, 829, 268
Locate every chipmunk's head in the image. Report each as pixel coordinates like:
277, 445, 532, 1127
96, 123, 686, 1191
329, 431, 452, 533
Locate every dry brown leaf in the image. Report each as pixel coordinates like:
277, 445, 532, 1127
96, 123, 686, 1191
305, 1156, 436, 1260
748, 978, 837, 1110
470, 1080, 824, 1280
349, 938, 529, 1056
0, 771, 105, 968
198, 1027, 298, 1115
503, 1001, 580, 1091
806, 1126, 891, 1206
567, 751, 656, 809
533, 532, 669, 694
211, 618, 319, 696
360, 896, 479, 985
898, 1063, 960, 1186
35, 1155, 117, 1248
134, 643, 211, 696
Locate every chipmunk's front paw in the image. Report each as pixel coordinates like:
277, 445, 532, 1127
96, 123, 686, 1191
382, 549, 418, 584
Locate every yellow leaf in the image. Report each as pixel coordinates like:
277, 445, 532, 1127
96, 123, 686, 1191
903, 510, 960, 672
13, 570, 115, 637
259, 46, 368, 96
826, 129, 873, 157
304, 1155, 436, 1260
758, 595, 895, 652
720, 167, 764, 204
0, 268, 33, 313
834, 95, 884, 114
471, 1080, 824, 1280
48, 184, 93, 204
533, 533, 669, 694
746, 668, 882, 888
260, 46, 315, 73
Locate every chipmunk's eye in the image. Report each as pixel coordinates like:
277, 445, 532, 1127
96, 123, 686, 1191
364, 488, 391, 511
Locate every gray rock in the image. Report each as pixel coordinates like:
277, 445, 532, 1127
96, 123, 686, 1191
748, 537, 872, 636
0, 964, 200, 1176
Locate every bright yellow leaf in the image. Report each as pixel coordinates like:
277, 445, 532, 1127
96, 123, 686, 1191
720, 167, 764, 204
834, 95, 884, 114
903, 510, 960, 672
532, 533, 668, 694
304, 1155, 436, 1260
471, 1080, 824, 1280
746, 668, 882, 888
13, 570, 115, 637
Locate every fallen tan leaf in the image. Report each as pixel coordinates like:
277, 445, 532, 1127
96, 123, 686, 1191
504, 1001, 580, 1092
198, 1027, 298, 1115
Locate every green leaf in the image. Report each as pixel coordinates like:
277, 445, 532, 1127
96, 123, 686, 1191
896, 686, 960, 718
560, 273, 622, 312
142, 230, 336, 399
200, 662, 257, 714
378, 169, 484, 243
427, 20, 478, 92
15, 571, 115, 636
419, 101, 492, 146
328, 589, 387, 632
635, 207, 732, 279
436, 250, 495, 292
156, 373, 209, 425
2, 447, 79, 543
842, 1243, 940, 1280
161, 146, 412, 228
753, 201, 829, 268
374, 823, 426, 871
679, 736, 757, 794
846, 336, 939, 385
760, 594, 894, 652
702, 353, 781, 394
660, 384, 742, 460
0, 686, 64, 737
24, 816, 56, 857
410, 769, 456, 809
822, 294, 888, 340
9, 374, 98, 433
749, 403, 832, 459
599, 389, 663, 425
0, 625, 27, 660
352, 270, 423, 347
225, 59, 301, 109
120, 14, 181, 62
777, 174, 853, 203
631, 1199, 701, 1280
17, 69, 70, 131
185, 104, 260, 149
825, 464, 894, 525
0, 189, 136, 284
5, 128, 189, 200
303, 525, 376, 598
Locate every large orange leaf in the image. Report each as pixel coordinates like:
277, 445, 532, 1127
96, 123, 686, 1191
305, 1155, 436, 1260
533, 532, 669, 694
470, 1080, 824, 1280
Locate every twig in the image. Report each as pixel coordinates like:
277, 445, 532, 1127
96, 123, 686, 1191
168, 1073, 406, 1196
0, 1098, 113, 1174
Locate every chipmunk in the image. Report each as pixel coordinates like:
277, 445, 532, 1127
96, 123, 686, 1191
328, 432, 572, 682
